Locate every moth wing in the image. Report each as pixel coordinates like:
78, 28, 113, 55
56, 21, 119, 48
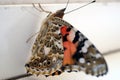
60, 25, 108, 77
25, 18, 64, 76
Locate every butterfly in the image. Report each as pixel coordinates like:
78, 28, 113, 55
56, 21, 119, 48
25, 1, 108, 78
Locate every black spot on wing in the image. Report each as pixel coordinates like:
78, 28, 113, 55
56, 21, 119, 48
57, 71, 62, 75
73, 52, 84, 61
67, 70, 72, 73
91, 44, 95, 48
45, 75, 49, 77
25, 64, 30, 67
70, 25, 73, 28
73, 31, 80, 43
77, 38, 88, 51
66, 27, 71, 32
62, 34, 69, 42
51, 72, 55, 76
51, 70, 62, 76
64, 47, 67, 50
59, 24, 62, 26
61, 66, 65, 71
72, 38, 88, 61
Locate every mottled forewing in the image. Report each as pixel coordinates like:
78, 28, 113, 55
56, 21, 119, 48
25, 17, 64, 76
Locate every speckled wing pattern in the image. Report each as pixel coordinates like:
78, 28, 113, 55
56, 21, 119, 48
25, 10, 108, 77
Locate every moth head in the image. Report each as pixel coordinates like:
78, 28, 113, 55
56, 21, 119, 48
52, 8, 66, 18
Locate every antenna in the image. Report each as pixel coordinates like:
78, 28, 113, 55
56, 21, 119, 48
32, 3, 52, 14
64, 0, 70, 11
65, 0, 96, 14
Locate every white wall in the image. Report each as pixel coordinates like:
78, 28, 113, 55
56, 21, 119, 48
0, 0, 120, 4
0, 3, 120, 80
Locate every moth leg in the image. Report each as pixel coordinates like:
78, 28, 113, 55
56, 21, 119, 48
26, 31, 39, 43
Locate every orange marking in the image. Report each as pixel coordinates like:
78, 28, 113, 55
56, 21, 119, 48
60, 26, 77, 66
60, 26, 69, 36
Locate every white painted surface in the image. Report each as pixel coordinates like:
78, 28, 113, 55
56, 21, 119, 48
0, 0, 120, 5
0, 2, 120, 80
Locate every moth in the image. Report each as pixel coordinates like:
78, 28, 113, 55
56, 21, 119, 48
25, 1, 108, 77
